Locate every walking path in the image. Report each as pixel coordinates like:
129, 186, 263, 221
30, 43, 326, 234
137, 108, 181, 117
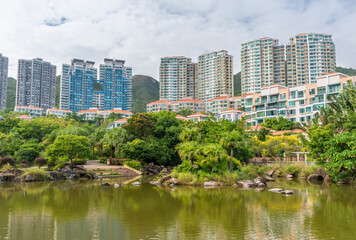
84, 160, 142, 177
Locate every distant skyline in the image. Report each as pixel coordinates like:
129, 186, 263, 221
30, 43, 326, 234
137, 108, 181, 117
1, 0, 356, 79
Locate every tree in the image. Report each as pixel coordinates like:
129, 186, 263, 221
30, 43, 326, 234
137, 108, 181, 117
200, 143, 228, 173
321, 132, 356, 182
103, 128, 130, 158
179, 127, 201, 142
91, 128, 106, 158
177, 108, 193, 117
122, 113, 155, 140
176, 141, 202, 167
46, 135, 91, 165
220, 130, 245, 172
261, 116, 295, 131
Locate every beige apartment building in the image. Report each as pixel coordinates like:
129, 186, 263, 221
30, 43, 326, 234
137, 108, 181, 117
146, 98, 204, 113
241, 37, 286, 95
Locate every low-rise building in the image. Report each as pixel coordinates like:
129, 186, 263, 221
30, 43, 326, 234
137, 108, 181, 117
147, 98, 204, 113
14, 105, 43, 117
77, 108, 132, 120
16, 114, 32, 121
46, 107, 72, 118
107, 119, 127, 130
217, 108, 245, 122
186, 112, 209, 122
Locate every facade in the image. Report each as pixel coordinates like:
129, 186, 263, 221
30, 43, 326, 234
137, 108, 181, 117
107, 119, 127, 130
0, 54, 9, 110
60, 59, 97, 112
146, 98, 204, 113
61, 58, 132, 113
196, 50, 233, 101
46, 107, 72, 118
217, 108, 245, 122
99, 59, 132, 111
159, 57, 196, 101
241, 38, 286, 95
16, 58, 56, 111
286, 33, 336, 87
77, 108, 132, 120
242, 72, 353, 125
186, 112, 209, 122
14, 105, 44, 117
16, 115, 32, 121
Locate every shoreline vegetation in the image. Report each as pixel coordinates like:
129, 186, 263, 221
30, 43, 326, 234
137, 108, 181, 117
0, 82, 355, 185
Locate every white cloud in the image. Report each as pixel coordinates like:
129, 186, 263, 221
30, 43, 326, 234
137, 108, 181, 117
0, 0, 355, 78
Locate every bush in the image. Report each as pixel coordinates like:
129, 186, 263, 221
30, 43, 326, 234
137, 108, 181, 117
20, 160, 28, 164
24, 168, 48, 181
1, 163, 14, 172
34, 157, 47, 168
0, 157, 15, 167
18, 163, 29, 168
124, 160, 142, 170
72, 159, 87, 165
239, 164, 259, 180
15, 147, 39, 163
110, 158, 123, 165
53, 162, 66, 170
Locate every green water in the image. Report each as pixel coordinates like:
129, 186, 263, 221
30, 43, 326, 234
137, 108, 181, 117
0, 178, 355, 240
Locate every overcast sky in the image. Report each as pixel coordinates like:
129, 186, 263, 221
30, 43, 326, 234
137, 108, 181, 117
1, 0, 355, 79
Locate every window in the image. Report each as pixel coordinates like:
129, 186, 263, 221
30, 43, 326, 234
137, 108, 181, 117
299, 100, 305, 105
297, 91, 304, 98
309, 88, 315, 95
289, 101, 295, 107
306, 107, 312, 112
299, 108, 305, 114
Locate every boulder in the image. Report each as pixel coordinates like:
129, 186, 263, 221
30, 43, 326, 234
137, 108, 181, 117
25, 175, 35, 182
150, 181, 161, 185
204, 181, 219, 187
63, 171, 76, 180
286, 174, 294, 180
114, 183, 120, 188
268, 188, 283, 193
307, 174, 324, 181
101, 182, 111, 187
73, 166, 87, 177
324, 174, 331, 182
258, 182, 267, 188
232, 184, 238, 188
281, 190, 294, 195
161, 175, 171, 184
267, 170, 275, 177
161, 168, 169, 174
337, 180, 349, 185
264, 176, 275, 182
254, 176, 267, 184
131, 181, 141, 186
169, 178, 179, 185
237, 180, 258, 188
0, 173, 15, 182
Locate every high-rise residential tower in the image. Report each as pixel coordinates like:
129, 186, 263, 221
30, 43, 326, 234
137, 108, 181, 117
99, 59, 132, 111
60, 59, 97, 112
196, 50, 233, 101
286, 33, 336, 87
0, 54, 9, 110
16, 58, 56, 111
241, 37, 286, 95
60, 58, 132, 113
159, 57, 196, 101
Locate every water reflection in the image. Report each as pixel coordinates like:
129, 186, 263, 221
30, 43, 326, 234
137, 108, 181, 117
0, 180, 355, 240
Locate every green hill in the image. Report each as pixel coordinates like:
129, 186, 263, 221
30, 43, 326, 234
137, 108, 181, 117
5, 77, 16, 110
336, 66, 356, 76
132, 75, 159, 113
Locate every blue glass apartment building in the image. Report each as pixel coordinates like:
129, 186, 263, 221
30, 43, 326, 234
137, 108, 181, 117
60, 59, 132, 112
100, 59, 132, 111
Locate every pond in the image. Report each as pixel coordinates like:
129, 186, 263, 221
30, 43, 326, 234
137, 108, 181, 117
0, 178, 355, 240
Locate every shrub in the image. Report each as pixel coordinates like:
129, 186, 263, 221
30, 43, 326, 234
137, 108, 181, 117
34, 157, 47, 168
15, 147, 39, 163
239, 164, 259, 180
24, 168, 48, 181
110, 158, 123, 165
283, 163, 302, 176
20, 160, 28, 164
0, 157, 15, 167
124, 160, 142, 170
53, 162, 66, 171
72, 159, 87, 165
1, 163, 13, 172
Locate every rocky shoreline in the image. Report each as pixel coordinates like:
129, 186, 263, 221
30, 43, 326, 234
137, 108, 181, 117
0, 165, 98, 182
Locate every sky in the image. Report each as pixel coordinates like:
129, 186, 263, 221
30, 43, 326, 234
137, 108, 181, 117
1, 0, 356, 79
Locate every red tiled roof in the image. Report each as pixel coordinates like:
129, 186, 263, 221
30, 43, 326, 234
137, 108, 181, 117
15, 105, 43, 110
114, 119, 127, 122
47, 108, 72, 112
16, 115, 32, 118
248, 125, 271, 131
187, 112, 208, 117
220, 108, 243, 113
207, 95, 229, 102
179, 98, 203, 103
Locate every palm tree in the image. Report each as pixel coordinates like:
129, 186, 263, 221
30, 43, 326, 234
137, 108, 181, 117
91, 128, 106, 158
103, 128, 129, 158
220, 130, 245, 172
179, 127, 201, 142
202, 143, 227, 163
176, 141, 201, 167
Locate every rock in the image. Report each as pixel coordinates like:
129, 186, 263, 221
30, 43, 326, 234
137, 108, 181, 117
102, 183, 111, 187
169, 178, 179, 185
337, 180, 349, 185
281, 190, 294, 195
73, 166, 87, 177
307, 174, 324, 181
25, 175, 35, 182
315, 168, 326, 176
237, 180, 258, 188
286, 174, 294, 180
161, 175, 171, 183
258, 182, 267, 188
254, 176, 267, 184
150, 181, 161, 185
131, 181, 141, 186
170, 183, 174, 187
114, 183, 119, 188
264, 176, 275, 182
63, 171, 76, 180
324, 174, 331, 182
267, 170, 275, 177
161, 168, 169, 174
204, 181, 219, 187
232, 184, 238, 188
268, 188, 284, 193
0, 173, 15, 182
